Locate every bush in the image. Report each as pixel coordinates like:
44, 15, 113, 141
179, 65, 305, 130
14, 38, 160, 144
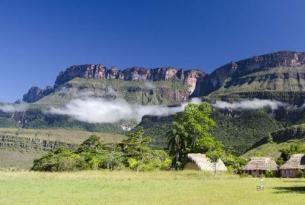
32, 148, 82, 172
222, 154, 246, 172
133, 150, 172, 171
264, 170, 277, 178
296, 170, 305, 178
78, 151, 104, 170
101, 148, 125, 170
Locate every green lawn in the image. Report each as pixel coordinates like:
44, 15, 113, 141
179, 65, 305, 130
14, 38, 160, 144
0, 171, 304, 205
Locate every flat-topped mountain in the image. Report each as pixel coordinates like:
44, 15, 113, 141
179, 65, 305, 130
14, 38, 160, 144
23, 65, 204, 104
5, 50, 305, 162
23, 51, 305, 105
55, 65, 204, 87
195, 51, 305, 104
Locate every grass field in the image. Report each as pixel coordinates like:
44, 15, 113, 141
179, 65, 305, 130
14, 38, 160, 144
0, 171, 304, 205
0, 128, 125, 169
0, 128, 125, 144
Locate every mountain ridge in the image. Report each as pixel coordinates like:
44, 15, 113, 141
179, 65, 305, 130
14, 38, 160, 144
24, 50, 305, 104
193, 51, 305, 103
23, 66, 205, 103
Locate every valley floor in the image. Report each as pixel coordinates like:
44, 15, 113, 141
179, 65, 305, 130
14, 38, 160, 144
0, 171, 304, 205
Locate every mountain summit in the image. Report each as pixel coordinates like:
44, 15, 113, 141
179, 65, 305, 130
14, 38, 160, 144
23, 65, 204, 105
194, 51, 305, 104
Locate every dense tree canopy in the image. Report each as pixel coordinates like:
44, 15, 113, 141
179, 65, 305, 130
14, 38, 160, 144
32, 129, 171, 172
167, 102, 224, 168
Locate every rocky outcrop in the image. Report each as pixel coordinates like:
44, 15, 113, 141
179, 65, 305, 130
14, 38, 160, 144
23, 86, 54, 103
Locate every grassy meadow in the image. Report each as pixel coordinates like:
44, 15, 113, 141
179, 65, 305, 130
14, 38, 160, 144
0, 171, 304, 205
0, 128, 125, 144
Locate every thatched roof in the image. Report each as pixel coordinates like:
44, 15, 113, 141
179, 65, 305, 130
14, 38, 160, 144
280, 154, 305, 170
243, 157, 278, 171
187, 153, 227, 171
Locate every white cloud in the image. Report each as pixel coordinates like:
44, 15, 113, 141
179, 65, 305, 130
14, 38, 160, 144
0, 103, 29, 113
49, 98, 185, 123
212, 99, 285, 110
190, 97, 202, 104
144, 82, 156, 89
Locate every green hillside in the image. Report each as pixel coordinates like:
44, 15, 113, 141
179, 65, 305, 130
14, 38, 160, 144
243, 124, 305, 159
137, 109, 283, 154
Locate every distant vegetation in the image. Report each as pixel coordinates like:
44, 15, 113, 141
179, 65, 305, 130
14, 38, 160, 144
0, 128, 125, 169
32, 128, 171, 172
139, 108, 283, 154
244, 124, 305, 159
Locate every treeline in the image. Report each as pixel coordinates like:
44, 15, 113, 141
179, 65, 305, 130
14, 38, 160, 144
0, 135, 76, 151
8, 109, 126, 133
251, 124, 305, 149
32, 128, 172, 171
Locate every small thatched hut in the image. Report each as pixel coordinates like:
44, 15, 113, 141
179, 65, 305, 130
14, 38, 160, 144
280, 154, 305, 178
243, 157, 278, 177
184, 153, 227, 172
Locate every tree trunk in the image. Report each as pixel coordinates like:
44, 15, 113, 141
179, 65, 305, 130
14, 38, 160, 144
175, 151, 180, 170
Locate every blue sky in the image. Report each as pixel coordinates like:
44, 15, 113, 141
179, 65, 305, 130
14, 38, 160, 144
1, 0, 305, 102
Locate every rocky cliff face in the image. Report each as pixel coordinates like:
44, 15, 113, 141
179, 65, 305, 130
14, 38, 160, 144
24, 50, 305, 104
55, 65, 204, 93
23, 86, 54, 103
23, 65, 204, 103
196, 51, 305, 99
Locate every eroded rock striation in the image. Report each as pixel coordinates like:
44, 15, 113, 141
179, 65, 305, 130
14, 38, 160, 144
55, 65, 204, 92
195, 51, 305, 98
23, 65, 204, 103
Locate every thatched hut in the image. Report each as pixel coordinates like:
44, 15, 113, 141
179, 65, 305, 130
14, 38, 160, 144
280, 154, 305, 178
243, 157, 278, 177
184, 153, 227, 172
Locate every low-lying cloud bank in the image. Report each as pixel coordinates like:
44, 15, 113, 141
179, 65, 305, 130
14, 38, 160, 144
49, 98, 186, 123
212, 99, 285, 110
49, 98, 289, 123
0, 103, 29, 113
0, 97, 292, 124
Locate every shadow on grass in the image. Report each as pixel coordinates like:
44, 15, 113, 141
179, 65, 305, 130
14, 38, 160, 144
273, 186, 305, 193
282, 180, 305, 183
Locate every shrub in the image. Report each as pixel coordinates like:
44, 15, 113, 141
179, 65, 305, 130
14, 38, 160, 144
296, 170, 305, 178
78, 151, 105, 170
264, 170, 277, 178
32, 148, 81, 172
222, 154, 246, 172
101, 148, 125, 170
127, 158, 138, 170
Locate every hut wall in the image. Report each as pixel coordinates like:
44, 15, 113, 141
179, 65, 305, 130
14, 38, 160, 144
184, 162, 200, 170
281, 169, 300, 178
245, 170, 266, 177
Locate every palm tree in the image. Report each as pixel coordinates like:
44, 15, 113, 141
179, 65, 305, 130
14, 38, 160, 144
167, 122, 188, 169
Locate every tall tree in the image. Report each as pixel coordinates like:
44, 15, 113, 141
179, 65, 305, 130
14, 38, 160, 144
122, 127, 151, 171
167, 122, 188, 169
167, 102, 223, 168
